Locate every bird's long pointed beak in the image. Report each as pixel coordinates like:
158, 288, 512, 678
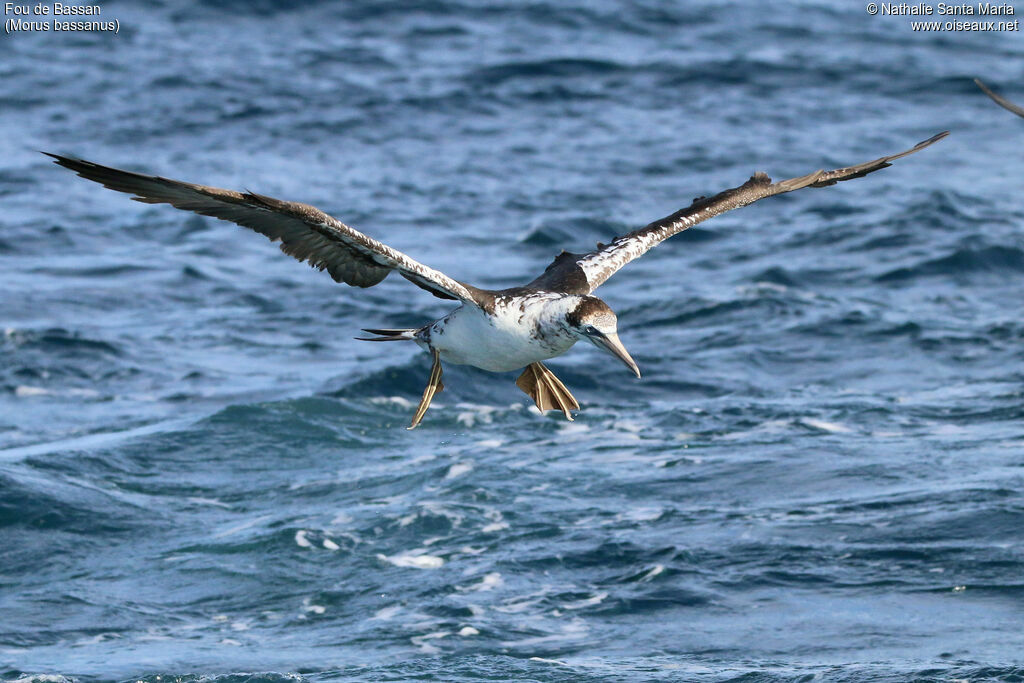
591, 332, 641, 378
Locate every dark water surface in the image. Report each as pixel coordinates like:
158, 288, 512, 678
3, 1, 1024, 681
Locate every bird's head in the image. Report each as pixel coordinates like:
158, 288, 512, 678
566, 296, 640, 378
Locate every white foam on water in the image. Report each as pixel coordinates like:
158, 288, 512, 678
403, 453, 438, 466
15, 385, 101, 399
638, 564, 664, 582
322, 538, 340, 551
574, 515, 603, 529
369, 395, 414, 408
75, 632, 120, 645
529, 657, 570, 666
558, 422, 591, 435
741, 281, 789, 296
378, 551, 444, 569
481, 507, 508, 532
301, 597, 326, 614
475, 439, 504, 448
445, 462, 473, 479
371, 604, 403, 621
294, 530, 313, 548
331, 512, 353, 525
614, 506, 664, 523
803, 418, 854, 434
458, 626, 479, 636
417, 500, 465, 528
612, 420, 645, 433
560, 591, 608, 610
455, 403, 499, 427
493, 593, 545, 614
14, 386, 50, 397
465, 572, 503, 592
410, 630, 450, 653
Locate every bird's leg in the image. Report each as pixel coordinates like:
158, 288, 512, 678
515, 362, 579, 421
408, 347, 444, 430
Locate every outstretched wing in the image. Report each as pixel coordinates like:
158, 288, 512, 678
45, 154, 482, 304
527, 132, 949, 295
975, 78, 1024, 119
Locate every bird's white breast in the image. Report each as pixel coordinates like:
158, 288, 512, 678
422, 296, 579, 372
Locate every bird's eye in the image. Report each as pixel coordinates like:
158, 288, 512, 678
585, 325, 599, 335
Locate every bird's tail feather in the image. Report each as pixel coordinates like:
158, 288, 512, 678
355, 328, 418, 342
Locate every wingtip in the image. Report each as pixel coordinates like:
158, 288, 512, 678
41, 151, 88, 170
912, 131, 949, 152
41, 151, 71, 164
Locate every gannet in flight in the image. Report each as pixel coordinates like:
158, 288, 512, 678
46, 131, 947, 428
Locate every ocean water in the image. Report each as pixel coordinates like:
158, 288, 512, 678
2, 1, 1024, 681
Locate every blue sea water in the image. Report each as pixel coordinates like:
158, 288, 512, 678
2, 1, 1024, 680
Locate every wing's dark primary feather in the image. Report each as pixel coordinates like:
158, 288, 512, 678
45, 153, 482, 304
975, 78, 1024, 119
528, 132, 949, 295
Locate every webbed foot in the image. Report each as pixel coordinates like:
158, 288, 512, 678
515, 362, 579, 421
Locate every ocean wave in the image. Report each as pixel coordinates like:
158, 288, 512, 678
9, 328, 123, 357
5, 0, 1022, 678
877, 245, 1024, 282
467, 58, 628, 87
